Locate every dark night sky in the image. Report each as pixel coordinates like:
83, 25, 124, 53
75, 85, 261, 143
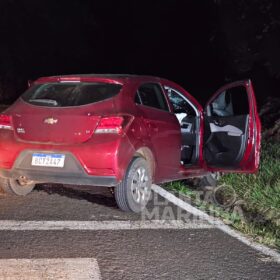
0, 0, 279, 105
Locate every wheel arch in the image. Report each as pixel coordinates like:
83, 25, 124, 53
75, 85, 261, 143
134, 147, 156, 181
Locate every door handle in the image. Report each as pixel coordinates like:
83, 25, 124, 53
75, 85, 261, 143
213, 119, 225, 126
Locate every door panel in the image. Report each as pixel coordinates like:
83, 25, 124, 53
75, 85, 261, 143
204, 115, 248, 166
204, 80, 261, 172
138, 105, 181, 180
135, 83, 181, 181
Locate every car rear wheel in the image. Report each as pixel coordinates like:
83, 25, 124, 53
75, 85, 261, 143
0, 177, 35, 196
114, 157, 152, 213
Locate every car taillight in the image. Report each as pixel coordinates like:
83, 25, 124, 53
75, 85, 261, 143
0, 114, 13, 130
95, 116, 130, 134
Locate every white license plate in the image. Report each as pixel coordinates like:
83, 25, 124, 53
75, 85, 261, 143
31, 153, 65, 168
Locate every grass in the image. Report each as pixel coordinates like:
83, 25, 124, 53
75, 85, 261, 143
221, 142, 280, 213
165, 142, 280, 249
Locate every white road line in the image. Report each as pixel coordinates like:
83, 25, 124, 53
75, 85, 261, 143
0, 258, 101, 280
152, 184, 280, 264
0, 219, 213, 231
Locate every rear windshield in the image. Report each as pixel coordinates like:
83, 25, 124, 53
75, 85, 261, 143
21, 82, 122, 107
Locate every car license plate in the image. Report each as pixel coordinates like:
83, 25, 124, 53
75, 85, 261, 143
31, 153, 65, 168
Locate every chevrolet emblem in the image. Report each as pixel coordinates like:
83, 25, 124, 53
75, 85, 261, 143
44, 117, 58, 125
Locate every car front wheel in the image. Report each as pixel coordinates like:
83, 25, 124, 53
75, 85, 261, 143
114, 157, 152, 213
0, 177, 35, 196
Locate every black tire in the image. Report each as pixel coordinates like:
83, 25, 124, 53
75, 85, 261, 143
114, 157, 152, 213
0, 177, 35, 196
199, 172, 221, 188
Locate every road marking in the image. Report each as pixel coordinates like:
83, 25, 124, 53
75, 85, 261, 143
0, 219, 213, 231
152, 184, 280, 264
0, 258, 101, 280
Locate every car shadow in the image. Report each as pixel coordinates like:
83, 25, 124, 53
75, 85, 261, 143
35, 184, 118, 209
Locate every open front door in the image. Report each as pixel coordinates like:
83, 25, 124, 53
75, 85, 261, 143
203, 79, 261, 173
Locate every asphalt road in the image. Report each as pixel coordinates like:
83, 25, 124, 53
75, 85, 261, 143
0, 184, 279, 279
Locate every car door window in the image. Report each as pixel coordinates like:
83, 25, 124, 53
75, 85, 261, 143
166, 88, 196, 117
135, 83, 169, 111
208, 86, 249, 117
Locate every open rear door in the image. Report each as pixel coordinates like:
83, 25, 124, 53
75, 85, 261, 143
203, 79, 261, 173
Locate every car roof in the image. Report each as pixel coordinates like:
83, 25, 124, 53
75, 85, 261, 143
36, 74, 163, 84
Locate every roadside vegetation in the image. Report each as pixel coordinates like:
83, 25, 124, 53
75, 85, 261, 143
165, 141, 280, 249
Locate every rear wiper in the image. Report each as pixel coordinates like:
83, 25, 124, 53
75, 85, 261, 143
29, 99, 58, 106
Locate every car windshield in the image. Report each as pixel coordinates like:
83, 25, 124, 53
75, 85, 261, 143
21, 82, 122, 107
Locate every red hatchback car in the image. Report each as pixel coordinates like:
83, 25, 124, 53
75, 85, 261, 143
0, 75, 261, 212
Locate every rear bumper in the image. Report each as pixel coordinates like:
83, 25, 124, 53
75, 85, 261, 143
0, 150, 119, 187
0, 168, 118, 187
0, 132, 135, 182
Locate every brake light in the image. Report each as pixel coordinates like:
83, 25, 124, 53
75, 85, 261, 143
0, 114, 13, 130
95, 116, 125, 134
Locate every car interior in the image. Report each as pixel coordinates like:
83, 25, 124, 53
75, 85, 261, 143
204, 85, 250, 167
165, 87, 199, 166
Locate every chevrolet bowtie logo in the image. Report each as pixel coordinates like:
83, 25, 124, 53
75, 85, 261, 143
44, 117, 58, 125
